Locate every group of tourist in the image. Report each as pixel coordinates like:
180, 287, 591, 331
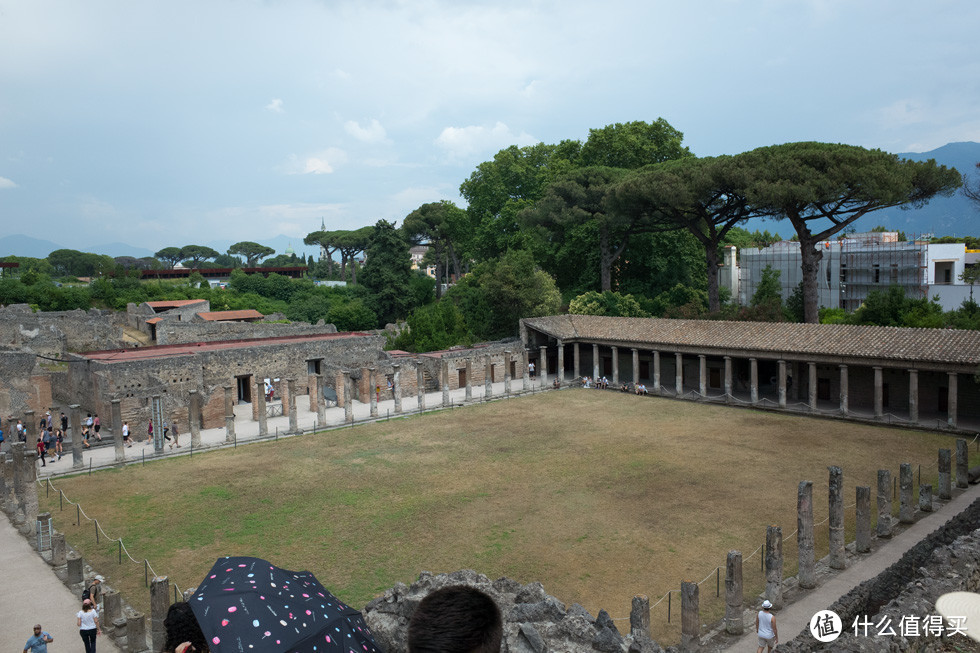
22, 576, 104, 653
582, 376, 611, 389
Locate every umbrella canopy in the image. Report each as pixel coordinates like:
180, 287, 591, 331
190, 557, 382, 653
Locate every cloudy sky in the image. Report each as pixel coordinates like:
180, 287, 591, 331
1, 0, 978, 252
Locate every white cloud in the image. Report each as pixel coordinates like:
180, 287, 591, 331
434, 122, 537, 162
265, 98, 284, 113
0, 177, 17, 189
284, 148, 348, 175
345, 119, 388, 143
877, 99, 928, 128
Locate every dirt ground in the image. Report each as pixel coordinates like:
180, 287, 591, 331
41, 389, 961, 645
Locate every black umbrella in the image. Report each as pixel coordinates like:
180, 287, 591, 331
190, 557, 382, 653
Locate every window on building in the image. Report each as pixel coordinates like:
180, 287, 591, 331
873, 263, 880, 284
890, 263, 898, 284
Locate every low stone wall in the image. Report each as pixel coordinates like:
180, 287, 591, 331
364, 569, 666, 653
0, 304, 125, 355
780, 498, 980, 652
155, 319, 338, 344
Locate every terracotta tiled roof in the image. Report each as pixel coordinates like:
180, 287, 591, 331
197, 310, 264, 322
523, 315, 980, 367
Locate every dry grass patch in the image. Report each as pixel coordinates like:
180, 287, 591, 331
41, 390, 966, 645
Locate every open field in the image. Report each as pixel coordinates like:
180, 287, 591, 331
41, 390, 973, 645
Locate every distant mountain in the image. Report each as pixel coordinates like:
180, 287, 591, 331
79, 241, 156, 259
0, 234, 65, 258
204, 235, 320, 263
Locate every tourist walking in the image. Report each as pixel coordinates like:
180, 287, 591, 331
36, 437, 47, 467
755, 600, 778, 653
122, 421, 131, 447
146, 419, 153, 444
171, 421, 180, 448
23, 624, 54, 652
93, 414, 102, 441
77, 598, 101, 653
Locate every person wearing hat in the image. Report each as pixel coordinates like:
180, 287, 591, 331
84, 575, 104, 609
23, 624, 53, 652
755, 600, 778, 652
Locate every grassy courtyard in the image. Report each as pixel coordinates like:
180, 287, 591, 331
41, 390, 968, 645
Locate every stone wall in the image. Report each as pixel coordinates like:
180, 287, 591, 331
66, 333, 386, 431
0, 304, 125, 356
0, 349, 52, 419
780, 498, 980, 652
364, 569, 664, 653
155, 319, 338, 345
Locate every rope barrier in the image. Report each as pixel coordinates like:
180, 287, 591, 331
38, 477, 181, 597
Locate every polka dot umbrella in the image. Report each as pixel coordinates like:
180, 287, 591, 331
190, 557, 382, 653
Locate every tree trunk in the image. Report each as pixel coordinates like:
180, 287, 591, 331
799, 239, 823, 323
599, 228, 613, 292
350, 260, 358, 285
340, 253, 348, 282
705, 242, 721, 313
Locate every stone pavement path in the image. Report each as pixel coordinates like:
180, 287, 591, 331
719, 481, 980, 651
0, 515, 124, 653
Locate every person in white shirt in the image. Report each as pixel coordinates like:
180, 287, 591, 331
755, 600, 777, 652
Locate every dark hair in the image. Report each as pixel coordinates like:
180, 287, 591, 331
408, 586, 503, 653
164, 602, 208, 652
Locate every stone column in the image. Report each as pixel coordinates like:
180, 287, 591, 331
956, 439, 969, 489
189, 390, 201, 447
416, 363, 425, 412
150, 576, 170, 653
725, 550, 744, 635
675, 353, 684, 395
484, 354, 493, 399
777, 360, 786, 408
873, 367, 883, 418
839, 365, 849, 415
16, 444, 38, 535
343, 371, 354, 423
611, 346, 619, 386
592, 343, 600, 380
698, 355, 706, 396
503, 352, 512, 395
808, 362, 817, 411
764, 525, 783, 609
899, 463, 914, 524
539, 345, 548, 387
9, 442, 27, 528
828, 466, 845, 570
938, 449, 952, 500
797, 481, 815, 589
653, 351, 661, 395
522, 349, 530, 392
393, 364, 402, 414
557, 340, 565, 385
308, 374, 318, 412
51, 532, 67, 566
908, 369, 919, 422
855, 486, 871, 553
286, 378, 298, 434
877, 469, 892, 538
443, 360, 453, 405
947, 373, 958, 427
223, 385, 236, 443
66, 553, 84, 584
630, 595, 650, 639
724, 356, 732, 402
103, 591, 121, 630
573, 342, 581, 379
127, 611, 147, 653
465, 358, 473, 400
750, 358, 759, 404
315, 374, 327, 424
919, 484, 933, 512
24, 409, 34, 446
369, 367, 379, 417
680, 581, 700, 651
69, 404, 84, 470
111, 398, 124, 463
256, 378, 268, 435
632, 349, 640, 386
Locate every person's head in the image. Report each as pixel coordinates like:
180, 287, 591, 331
164, 602, 208, 652
33, 624, 43, 635
762, 600, 772, 611
82, 599, 93, 611
408, 586, 503, 653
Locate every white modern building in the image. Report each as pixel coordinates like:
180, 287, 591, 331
731, 232, 980, 311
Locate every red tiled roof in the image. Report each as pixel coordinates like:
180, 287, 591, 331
145, 317, 163, 324
523, 315, 980, 367
197, 310, 264, 322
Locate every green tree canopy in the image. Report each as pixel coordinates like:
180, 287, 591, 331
360, 220, 412, 326
47, 249, 114, 278
578, 119, 691, 169
228, 241, 275, 267
402, 200, 472, 297
568, 290, 650, 317
744, 142, 962, 322
155, 247, 183, 269
179, 245, 220, 268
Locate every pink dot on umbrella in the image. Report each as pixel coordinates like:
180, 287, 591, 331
210, 575, 216, 579
228, 607, 237, 613
325, 636, 331, 643
264, 632, 271, 637
221, 619, 229, 626
212, 637, 220, 645
306, 610, 312, 615
303, 593, 309, 598
239, 564, 246, 567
